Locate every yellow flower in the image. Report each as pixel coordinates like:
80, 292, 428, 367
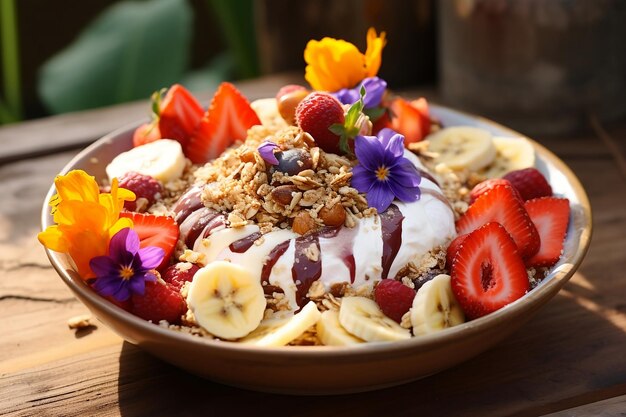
304, 28, 386, 92
38, 170, 135, 278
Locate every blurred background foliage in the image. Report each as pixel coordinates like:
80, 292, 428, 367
0, 0, 436, 126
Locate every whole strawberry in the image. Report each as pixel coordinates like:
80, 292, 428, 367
295, 92, 345, 154
503, 167, 552, 201
132, 281, 187, 324
118, 172, 163, 212
162, 262, 200, 291
374, 279, 416, 323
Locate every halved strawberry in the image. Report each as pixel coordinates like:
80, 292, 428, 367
451, 222, 529, 319
158, 84, 205, 148
503, 167, 553, 201
446, 233, 469, 269
390, 97, 431, 144
120, 212, 179, 270
456, 184, 540, 259
469, 178, 522, 205
185, 82, 261, 164
132, 122, 161, 147
524, 197, 570, 268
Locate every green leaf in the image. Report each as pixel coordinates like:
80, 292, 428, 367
38, 0, 193, 114
364, 106, 386, 122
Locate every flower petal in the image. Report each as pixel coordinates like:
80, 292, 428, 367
361, 77, 387, 109
354, 135, 385, 171
351, 164, 376, 193
367, 182, 395, 212
257, 141, 279, 165
378, 128, 405, 161
129, 275, 147, 296
90, 255, 120, 278
138, 246, 165, 270
390, 159, 422, 187
388, 179, 421, 203
364, 28, 387, 77
304, 37, 367, 91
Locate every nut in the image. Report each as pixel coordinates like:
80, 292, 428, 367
319, 203, 346, 227
270, 185, 299, 206
292, 211, 317, 235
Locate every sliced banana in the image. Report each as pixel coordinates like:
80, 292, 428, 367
250, 98, 288, 129
186, 261, 266, 340
479, 136, 536, 178
339, 297, 411, 342
106, 139, 186, 183
316, 309, 365, 346
239, 301, 321, 347
410, 274, 464, 335
427, 126, 496, 171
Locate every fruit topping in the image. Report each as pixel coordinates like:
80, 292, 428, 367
119, 212, 179, 270
524, 197, 570, 268
276, 84, 309, 125
451, 222, 530, 320
374, 279, 416, 323
157, 84, 205, 147
106, 139, 186, 184
271, 148, 313, 176
339, 297, 411, 342
132, 122, 161, 147
118, 172, 163, 212
445, 233, 469, 269
389, 97, 431, 144
503, 167, 553, 201
131, 281, 187, 324
428, 127, 496, 171
456, 183, 540, 259
185, 82, 261, 164
410, 274, 464, 335
316, 309, 364, 346
480, 136, 536, 178
295, 92, 345, 154
469, 178, 522, 205
162, 262, 200, 291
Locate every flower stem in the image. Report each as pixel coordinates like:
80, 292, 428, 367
0, 0, 22, 123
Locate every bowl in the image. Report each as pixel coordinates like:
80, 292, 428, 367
41, 105, 592, 395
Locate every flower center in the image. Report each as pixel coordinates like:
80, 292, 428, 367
119, 265, 134, 280
375, 166, 389, 181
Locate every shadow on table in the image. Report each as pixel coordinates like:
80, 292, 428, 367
116, 271, 626, 417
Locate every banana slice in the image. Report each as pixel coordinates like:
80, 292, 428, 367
427, 126, 496, 171
250, 98, 288, 129
106, 139, 186, 183
479, 136, 536, 178
186, 261, 266, 340
239, 301, 321, 346
317, 309, 365, 346
410, 274, 464, 335
339, 297, 411, 342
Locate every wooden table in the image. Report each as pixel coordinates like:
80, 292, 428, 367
1, 75, 625, 416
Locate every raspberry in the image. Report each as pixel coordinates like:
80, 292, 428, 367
118, 172, 163, 212
503, 167, 552, 201
374, 279, 416, 323
295, 92, 345, 154
162, 262, 200, 291
131, 281, 186, 323
469, 178, 522, 204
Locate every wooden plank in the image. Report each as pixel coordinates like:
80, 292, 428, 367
544, 394, 626, 416
0, 73, 303, 164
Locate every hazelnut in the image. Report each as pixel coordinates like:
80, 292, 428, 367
292, 211, 317, 235
277, 89, 310, 125
270, 185, 299, 206
319, 203, 346, 227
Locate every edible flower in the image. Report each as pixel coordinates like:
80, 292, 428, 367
333, 76, 387, 109
257, 140, 279, 165
304, 28, 386, 92
91, 228, 163, 302
38, 170, 135, 278
351, 128, 421, 212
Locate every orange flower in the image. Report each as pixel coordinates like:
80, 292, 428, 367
38, 170, 135, 278
304, 28, 387, 92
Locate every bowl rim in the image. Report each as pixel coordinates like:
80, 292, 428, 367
41, 103, 592, 359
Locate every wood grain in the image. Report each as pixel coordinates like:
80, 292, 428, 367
1, 86, 625, 416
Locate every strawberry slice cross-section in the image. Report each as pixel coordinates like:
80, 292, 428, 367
451, 222, 530, 320
524, 197, 570, 268
120, 212, 179, 271
185, 82, 261, 164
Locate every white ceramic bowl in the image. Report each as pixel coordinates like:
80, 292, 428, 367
42, 105, 592, 394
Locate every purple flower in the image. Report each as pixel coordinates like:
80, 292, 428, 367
90, 228, 164, 302
258, 140, 279, 165
333, 77, 387, 109
351, 128, 421, 212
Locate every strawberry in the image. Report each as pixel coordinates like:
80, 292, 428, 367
389, 97, 431, 145
456, 184, 540, 259
276, 84, 307, 101
445, 233, 469, 269
132, 122, 161, 147
119, 212, 179, 270
162, 262, 200, 291
524, 197, 570, 268
158, 84, 204, 147
469, 178, 522, 204
295, 92, 345, 154
451, 222, 529, 319
132, 281, 187, 323
185, 82, 261, 164
374, 279, 416, 323
503, 167, 553, 201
